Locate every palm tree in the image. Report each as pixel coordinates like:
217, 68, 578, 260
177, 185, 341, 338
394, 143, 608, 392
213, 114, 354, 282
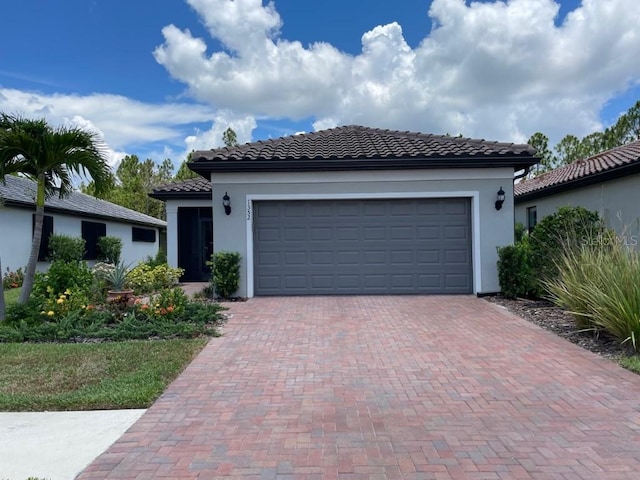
0, 114, 111, 304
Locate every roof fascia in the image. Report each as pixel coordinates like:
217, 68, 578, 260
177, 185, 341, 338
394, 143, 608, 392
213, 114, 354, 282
190, 156, 538, 174
2, 201, 166, 228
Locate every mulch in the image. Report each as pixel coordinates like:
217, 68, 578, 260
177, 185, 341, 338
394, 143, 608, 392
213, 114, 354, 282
484, 296, 633, 360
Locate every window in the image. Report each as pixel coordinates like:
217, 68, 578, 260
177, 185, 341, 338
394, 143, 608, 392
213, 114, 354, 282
32, 215, 54, 261
527, 206, 537, 233
82, 221, 106, 260
132, 227, 156, 243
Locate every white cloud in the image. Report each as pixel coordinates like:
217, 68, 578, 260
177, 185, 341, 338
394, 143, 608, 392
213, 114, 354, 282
155, 0, 640, 146
184, 110, 256, 153
0, 87, 220, 165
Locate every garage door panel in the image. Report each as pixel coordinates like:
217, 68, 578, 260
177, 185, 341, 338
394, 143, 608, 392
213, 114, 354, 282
444, 225, 467, 239
390, 226, 414, 240
254, 199, 472, 295
364, 251, 386, 264
310, 227, 332, 240
283, 203, 306, 217
256, 252, 280, 266
337, 227, 359, 240
363, 226, 386, 240
444, 249, 469, 263
310, 251, 332, 265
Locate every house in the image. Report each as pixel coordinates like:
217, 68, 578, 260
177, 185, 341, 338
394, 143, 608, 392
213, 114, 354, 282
515, 140, 640, 239
152, 125, 538, 296
0, 175, 167, 273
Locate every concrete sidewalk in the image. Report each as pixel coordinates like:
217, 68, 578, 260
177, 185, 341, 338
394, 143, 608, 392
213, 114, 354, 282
0, 409, 145, 480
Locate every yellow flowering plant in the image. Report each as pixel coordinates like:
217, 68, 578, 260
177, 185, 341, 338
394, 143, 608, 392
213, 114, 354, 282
40, 288, 91, 320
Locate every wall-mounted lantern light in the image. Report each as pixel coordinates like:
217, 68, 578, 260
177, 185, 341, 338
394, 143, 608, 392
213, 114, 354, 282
495, 187, 505, 211
223, 192, 231, 215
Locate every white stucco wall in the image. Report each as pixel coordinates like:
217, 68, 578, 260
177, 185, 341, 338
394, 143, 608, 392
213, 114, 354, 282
210, 168, 516, 297
515, 173, 640, 241
165, 198, 213, 270
0, 206, 161, 273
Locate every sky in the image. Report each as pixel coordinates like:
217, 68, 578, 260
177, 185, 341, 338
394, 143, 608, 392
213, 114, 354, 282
1, 0, 639, 169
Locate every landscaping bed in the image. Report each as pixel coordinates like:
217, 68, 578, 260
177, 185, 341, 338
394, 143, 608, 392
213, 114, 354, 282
486, 295, 634, 361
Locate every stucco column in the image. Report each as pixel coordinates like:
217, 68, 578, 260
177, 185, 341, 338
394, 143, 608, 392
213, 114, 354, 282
165, 202, 179, 269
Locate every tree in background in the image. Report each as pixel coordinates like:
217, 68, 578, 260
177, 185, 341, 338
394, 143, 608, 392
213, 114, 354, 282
174, 151, 198, 181
0, 114, 110, 304
527, 132, 555, 177
222, 127, 239, 147
174, 127, 239, 181
527, 100, 640, 177
82, 155, 173, 220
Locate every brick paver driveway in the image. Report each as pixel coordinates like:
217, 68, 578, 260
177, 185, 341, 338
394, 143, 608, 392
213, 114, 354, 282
79, 296, 640, 479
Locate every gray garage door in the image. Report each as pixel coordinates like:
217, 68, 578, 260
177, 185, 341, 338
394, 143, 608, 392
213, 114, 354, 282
253, 198, 472, 295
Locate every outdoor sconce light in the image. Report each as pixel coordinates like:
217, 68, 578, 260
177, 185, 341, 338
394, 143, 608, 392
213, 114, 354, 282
495, 187, 505, 211
222, 192, 231, 215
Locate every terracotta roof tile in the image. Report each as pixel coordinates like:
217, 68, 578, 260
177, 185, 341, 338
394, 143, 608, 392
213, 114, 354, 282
515, 140, 640, 197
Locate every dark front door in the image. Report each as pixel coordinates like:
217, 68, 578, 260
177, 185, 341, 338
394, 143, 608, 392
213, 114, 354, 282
178, 207, 213, 281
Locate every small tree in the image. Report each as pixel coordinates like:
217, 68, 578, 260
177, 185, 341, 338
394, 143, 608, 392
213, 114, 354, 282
222, 127, 239, 147
0, 114, 110, 304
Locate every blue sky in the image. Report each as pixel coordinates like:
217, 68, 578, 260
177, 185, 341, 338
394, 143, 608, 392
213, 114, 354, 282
1, 0, 639, 168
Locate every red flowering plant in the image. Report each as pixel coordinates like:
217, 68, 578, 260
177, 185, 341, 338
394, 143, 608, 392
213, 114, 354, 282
136, 287, 188, 321
3, 267, 24, 290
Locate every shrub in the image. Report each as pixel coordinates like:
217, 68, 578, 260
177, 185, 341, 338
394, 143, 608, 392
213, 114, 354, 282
546, 239, 640, 351
144, 249, 168, 268
528, 206, 606, 296
97, 236, 123, 264
40, 287, 92, 322
208, 251, 241, 299
497, 236, 534, 299
47, 234, 86, 262
137, 287, 189, 322
33, 260, 95, 298
514, 222, 527, 243
3, 267, 24, 290
127, 263, 184, 295
0, 292, 225, 342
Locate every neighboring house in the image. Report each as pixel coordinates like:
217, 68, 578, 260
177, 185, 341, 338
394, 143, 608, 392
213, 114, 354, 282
153, 126, 537, 296
515, 140, 640, 239
0, 175, 167, 273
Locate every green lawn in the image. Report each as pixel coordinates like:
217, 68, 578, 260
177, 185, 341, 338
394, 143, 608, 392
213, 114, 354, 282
0, 338, 208, 411
3, 287, 20, 306
620, 355, 640, 374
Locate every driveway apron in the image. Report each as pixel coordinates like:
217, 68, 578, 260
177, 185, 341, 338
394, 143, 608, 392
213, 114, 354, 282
78, 296, 640, 479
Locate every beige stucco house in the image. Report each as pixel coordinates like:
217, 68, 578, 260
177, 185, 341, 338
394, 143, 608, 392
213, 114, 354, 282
515, 140, 640, 241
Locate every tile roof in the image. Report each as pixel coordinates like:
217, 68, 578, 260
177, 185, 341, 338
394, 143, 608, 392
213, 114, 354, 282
190, 125, 537, 173
515, 140, 640, 199
150, 177, 211, 199
194, 125, 536, 160
0, 175, 166, 227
